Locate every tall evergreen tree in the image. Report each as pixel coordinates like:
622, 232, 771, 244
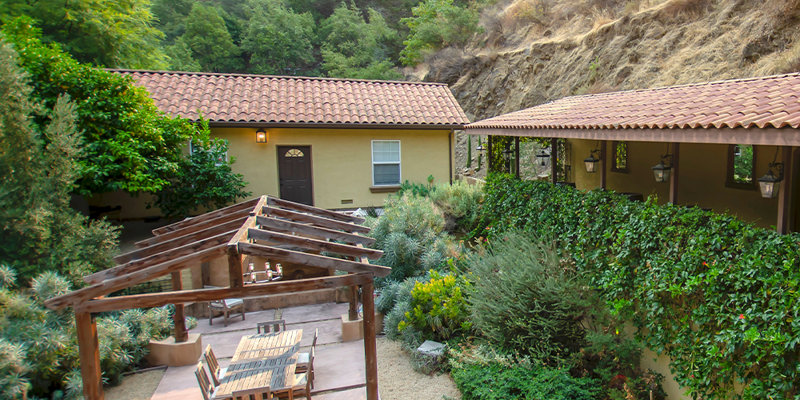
181, 3, 242, 72
241, 0, 317, 75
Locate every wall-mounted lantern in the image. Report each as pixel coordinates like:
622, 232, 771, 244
256, 128, 268, 143
475, 140, 484, 153
584, 149, 600, 173
758, 162, 784, 199
651, 154, 672, 183
534, 149, 551, 178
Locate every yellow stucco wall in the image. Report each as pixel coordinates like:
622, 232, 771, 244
211, 126, 452, 210
571, 139, 786, 228
87, 127, 452, 219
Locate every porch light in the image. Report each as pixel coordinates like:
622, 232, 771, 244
584, 149, 600, 173
256, 128, 268, 143
758, 162, 784, 199
535, 149, 551, 178
475, 140, 484, 153
651, 154, 672, 183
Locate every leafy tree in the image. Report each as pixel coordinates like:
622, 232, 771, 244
180, 3, 242, 72
241, 0, 317, 75
320, 2, 402, 80
400, 0, 481, 65
0, 36, 118, 284
164, 38, 203, 72
150, 0, 195, 42
0, 0, 166, 68
152, 120, 251, 218
3, 19, 250, 217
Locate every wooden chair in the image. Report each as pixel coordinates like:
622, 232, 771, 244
296, 328, 317, 388
194, 361, 216, 400
204, 345, 227, 386
273, 372, 311, 400
256, 319, 286, 334
209, 297, 246, 327
233, 385, 273, 400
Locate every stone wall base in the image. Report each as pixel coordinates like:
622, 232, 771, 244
147, 333, 202, 367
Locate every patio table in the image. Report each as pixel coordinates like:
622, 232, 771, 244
231, 329, 303, 362
213, 329, 305, 399
212, 359, 297, 400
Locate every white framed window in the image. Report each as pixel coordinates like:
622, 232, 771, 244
372, 140, 401, 186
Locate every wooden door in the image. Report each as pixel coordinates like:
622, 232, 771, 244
277, 146, 313, 205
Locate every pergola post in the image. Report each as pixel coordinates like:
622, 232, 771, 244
777, 146, 794, 234
600, 141, 607, 189
171, 271, 188, 342
76, 311, 103, 400
514, 137, 520, 179
361, 279, 379, 400
669, 143, 680, 204
487, 136, 493, 173
348, 284, 359, 321
551, 138, 558, 183
227, 247, 244, 288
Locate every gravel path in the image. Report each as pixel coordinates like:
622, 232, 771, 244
106, 369, 165, 400
377, 337, 461, 400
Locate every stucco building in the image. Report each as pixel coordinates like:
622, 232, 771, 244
100, 70, 468, 219
467, 73, 800, 233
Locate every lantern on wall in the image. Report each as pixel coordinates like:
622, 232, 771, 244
256, 128, 268, 143
651, 154, 672, 183
758, 162, 784, 199
534, 149, 551, 178
584, 149, 600, 173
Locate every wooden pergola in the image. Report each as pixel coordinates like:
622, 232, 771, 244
45, 196, 390, 400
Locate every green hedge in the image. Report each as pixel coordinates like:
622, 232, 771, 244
451, 362, 600, 400
479, 175, 800, 399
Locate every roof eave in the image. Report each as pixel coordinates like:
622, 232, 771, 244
207, 121, 466, 130
464, 126, 800, 146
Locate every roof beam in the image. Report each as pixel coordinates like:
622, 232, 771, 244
86, 230, 235, 285
135, 208, 250, 248
267, 196, 364, 224
465, 127, 800, 146
247, 228, 383, 260
46, 245, 227, 310
115, 219, 244, 264
256, 216, 375, 246
238, 242, 390, 277
151, 197, 261, 235
264, 206, 370, 234
77, 274, 372, 314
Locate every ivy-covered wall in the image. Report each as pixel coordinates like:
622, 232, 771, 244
479, 175, 800, 400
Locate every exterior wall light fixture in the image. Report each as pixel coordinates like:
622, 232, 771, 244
256, 128, 268, 144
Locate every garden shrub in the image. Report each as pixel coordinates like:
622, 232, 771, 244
397, 270, 472, 343
367, 193, 460, 282
381, 276, 428, 342
0, 267, 176, 398
429, 180, 484, 234
479, 174, 800, 399
467, 231, 592, 364
451, 361, 600, 400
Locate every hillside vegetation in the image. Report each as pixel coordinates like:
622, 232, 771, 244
420, 0, 800, 120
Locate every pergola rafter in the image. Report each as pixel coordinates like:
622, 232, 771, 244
45, 195, 388, 400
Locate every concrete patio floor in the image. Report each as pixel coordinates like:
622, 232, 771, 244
151, 302, 370, 400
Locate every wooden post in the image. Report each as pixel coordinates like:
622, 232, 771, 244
171, 271, 188, 343
600, 141, 607, 190
669, 143, 680, 204
777, 146, 793, 234
362, 279, 379, 400
551, 138, 558, 184
487, 136, 493, 173
514, 137, 521, 179
76, 311, 103, 400
348, 285, 359, 321
227, 247, 244, 288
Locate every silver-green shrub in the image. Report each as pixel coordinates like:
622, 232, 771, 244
429, 180, 484, 234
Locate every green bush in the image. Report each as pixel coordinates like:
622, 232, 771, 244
479, 174, 800, 399
451, 361, 601, 400
466, 231, 592, 364
397, 270, 472, 342
0, 267, 176, 398
429, 180, 484, 234
381, 277, 427, 342
400, 0, 482, 65
367, 193, 459, 282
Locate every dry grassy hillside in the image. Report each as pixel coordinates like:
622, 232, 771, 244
420, 0, 800, 120
418, 0, 800, 174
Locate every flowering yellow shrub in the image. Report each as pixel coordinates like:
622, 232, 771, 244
397, 270, 472, 341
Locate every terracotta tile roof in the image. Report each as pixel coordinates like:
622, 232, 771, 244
467, 73, 800, 131
112, 70, 469, 128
